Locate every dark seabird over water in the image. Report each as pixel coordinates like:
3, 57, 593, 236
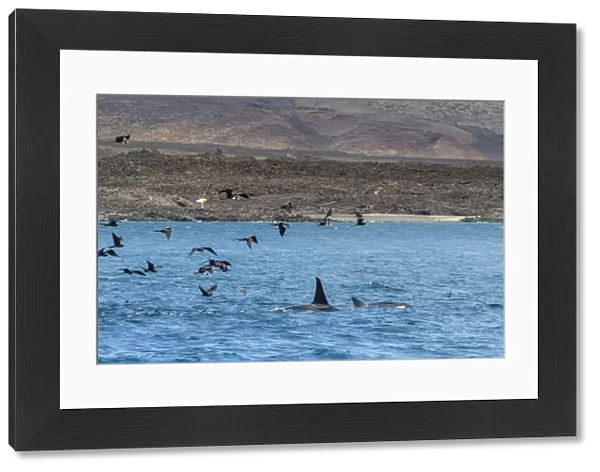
122, 268, 146, 276
199, 284, 218, 297
198, 265, 213, 275
98, 248, 119, 257
318, 208, 332, 226
205, 258, 232, 267
207, 259, 230, 272
155, 226, 172, 240
99, 220, 119, 227
143, 260, 158, 273
237, 235, 259, 249
355, 211, 366, 226
188, 247, 218, 257
110, 232, 124, 248
273, 222, 289, 237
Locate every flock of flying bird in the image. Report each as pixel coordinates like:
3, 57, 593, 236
97, 203, 386, 309
98, 220, 240, 296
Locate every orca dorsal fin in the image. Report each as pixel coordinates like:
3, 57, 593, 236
351, 297, 366, 307
312, 277, 330, 306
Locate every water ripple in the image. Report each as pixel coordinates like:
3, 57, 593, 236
98, 221, 504, 363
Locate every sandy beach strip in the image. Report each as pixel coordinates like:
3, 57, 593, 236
303, 213, 476, 223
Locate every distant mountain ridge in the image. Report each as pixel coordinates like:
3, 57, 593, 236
97, 95, 504, 161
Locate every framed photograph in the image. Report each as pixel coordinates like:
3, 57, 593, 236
9, 9, 576, 451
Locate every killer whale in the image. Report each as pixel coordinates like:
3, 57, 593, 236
275, 277, 339, 312
351, 297, 410, 309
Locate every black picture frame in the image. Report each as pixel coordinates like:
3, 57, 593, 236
8, 9, 576, 451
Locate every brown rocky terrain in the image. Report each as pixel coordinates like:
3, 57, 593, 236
98, 150, 503, 222
98, 95, 503, 161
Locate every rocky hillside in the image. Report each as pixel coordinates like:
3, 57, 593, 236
98, 95, 504, 161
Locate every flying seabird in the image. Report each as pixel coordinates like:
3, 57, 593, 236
204, 259, 232, 267
110, 232, 124, 248
154, 226, 172, 240
280, 202, 294, 213
355, 211, 366, 226
220, 189, 234, 199
99, 220, 119, 227
188, 247, 218, 257
115, 134, 131, 144
197, 265, 213, 275
203, 259, 231, 272
237, 235, 259, 249
273, 222, 289, 237
317, 208, 333, 226
122, 268, 146, 276
98, 248, 119, 257
199, 284, 218, 297
219, 189, 250, 200
143, 260, 159, 273
214, 262, 230, 272
203, 259, 231, 273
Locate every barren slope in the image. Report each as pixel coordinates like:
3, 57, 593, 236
98, 95, 504, 161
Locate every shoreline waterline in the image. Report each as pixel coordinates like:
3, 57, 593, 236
98, 214, 503, 223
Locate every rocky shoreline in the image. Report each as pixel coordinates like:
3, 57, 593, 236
98, 150, 503, 223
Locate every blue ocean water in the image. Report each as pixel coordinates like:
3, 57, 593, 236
97, 221, 504, 364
